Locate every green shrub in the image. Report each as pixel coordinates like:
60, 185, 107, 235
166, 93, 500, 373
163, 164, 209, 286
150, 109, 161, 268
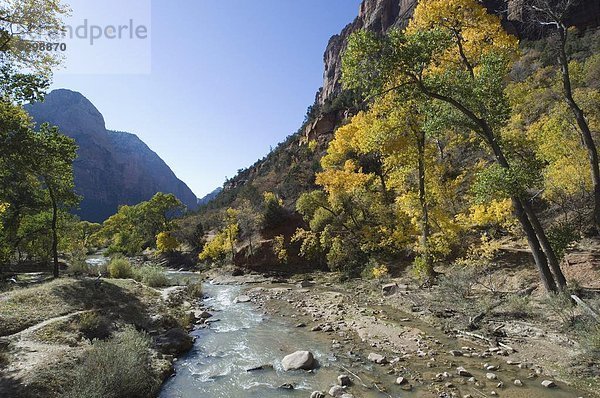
65, 327, 159, 398
78, 312, 112, 341
108, 257, 133, 279
67, 259, 90, 276
185, 281, 203, 298
133, 265, 169, 288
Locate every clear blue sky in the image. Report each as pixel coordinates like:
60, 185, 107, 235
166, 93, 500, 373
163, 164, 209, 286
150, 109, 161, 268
51, 0, 362, 198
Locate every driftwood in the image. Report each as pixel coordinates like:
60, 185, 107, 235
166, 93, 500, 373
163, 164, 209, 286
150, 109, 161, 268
571, 294, 600, 322
373, 383, 393, 398
337, 365, 369, 389
458, 330, 492, 343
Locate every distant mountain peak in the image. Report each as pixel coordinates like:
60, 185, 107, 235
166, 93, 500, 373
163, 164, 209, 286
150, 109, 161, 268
25, 89, 198, 222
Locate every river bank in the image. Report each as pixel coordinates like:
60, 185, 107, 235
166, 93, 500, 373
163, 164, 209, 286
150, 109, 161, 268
196, 268, 599, 398
0, 273, 205, 398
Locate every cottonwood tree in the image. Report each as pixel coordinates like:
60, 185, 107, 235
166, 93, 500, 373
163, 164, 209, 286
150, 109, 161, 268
0, 0, 70, 76
342, 0, 566, 291
35, 124, 78, 277
523, 0, 600, 233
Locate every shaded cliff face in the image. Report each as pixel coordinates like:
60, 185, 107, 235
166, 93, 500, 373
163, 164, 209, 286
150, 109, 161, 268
25, 89, 198, 222
318, 0, 600, 106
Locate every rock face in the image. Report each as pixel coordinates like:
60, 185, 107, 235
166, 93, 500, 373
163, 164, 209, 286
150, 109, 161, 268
281, 350, 317, 371
25, 89, 198, 222
317, 0, 600, 106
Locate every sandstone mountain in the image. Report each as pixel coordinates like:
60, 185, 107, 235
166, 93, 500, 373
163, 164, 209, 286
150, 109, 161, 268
25, 89, 198, 222
206, 0, 600, 215
318, 0, 600, 106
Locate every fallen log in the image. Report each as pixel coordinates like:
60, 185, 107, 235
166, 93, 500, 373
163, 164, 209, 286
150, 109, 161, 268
571, 295, 600, 322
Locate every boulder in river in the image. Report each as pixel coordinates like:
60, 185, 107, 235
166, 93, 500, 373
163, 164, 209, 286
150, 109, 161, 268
282, 351, 317, 371
156, 327, 193, 355
310, 392, 325, 398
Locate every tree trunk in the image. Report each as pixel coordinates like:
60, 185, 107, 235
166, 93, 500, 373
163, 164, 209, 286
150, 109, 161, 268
248, 234, 254, 257
558, 27, 600, 232
418, 84, 562, 292
47, 183, 59, 278
513, 198, 558, 292
417, 130, 434, 278
483, 125, 559, 292
520, 200, 567, 289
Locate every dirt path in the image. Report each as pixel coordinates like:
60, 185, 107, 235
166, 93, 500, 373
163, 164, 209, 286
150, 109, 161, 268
2, 311, 89, 378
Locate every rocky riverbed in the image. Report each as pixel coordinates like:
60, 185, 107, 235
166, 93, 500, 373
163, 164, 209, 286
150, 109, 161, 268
177, 270, 598, 398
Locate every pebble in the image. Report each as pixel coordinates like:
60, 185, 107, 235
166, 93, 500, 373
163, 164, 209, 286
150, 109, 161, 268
514, 379, 523, 386
486, 372, 497, 380
337, 374, 351, 387
328, 385, 345, 397
310, 392, 325, 398
395, 376, 408, 385
541, 380, 557, 388
456, 367, 472, 377
367, 352, 387, 364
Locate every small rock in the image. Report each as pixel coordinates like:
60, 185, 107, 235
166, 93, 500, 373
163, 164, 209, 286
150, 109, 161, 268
279, 383, 294, 390
368, 352, 388, 364
328, 385, 345, 397
449, 350, 463, 357
541, 380, 557, 388
337, 374, 351, 386
196, 310, 212, 319
486, 373, 497, 380
296, 323, 307, 328
395, 376, 408, 385
382, 283, 398, 296
298, 280, 314, 288
456, 367, 472, 377
234, 295, 251, 303
340, 394, 354, 398
246, 364, 273, 372
310, 392, 326, 398
514, 379, 523, 386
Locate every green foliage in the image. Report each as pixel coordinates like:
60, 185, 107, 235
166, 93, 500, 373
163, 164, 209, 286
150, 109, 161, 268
471, 161, 542, 203
156, 231, 179, 253
272, 235, 288, 264
78, 312, 112, 341
133, 265, 169, 288
547, 222, 579, 261
108, 257, 133, 279
262, 192, 287, 231
65, 326, 159, 398
101, 193, 184, 255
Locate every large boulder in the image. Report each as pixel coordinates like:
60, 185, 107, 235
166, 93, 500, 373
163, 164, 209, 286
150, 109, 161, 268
156, 327, 193, 355
281, 351, 317, 371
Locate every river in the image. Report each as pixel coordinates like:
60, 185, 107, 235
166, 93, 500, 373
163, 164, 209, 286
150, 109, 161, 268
159, 283, 397, 398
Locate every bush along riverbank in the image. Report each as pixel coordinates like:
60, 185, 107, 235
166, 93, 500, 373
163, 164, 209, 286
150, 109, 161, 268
0, 259, 207, 398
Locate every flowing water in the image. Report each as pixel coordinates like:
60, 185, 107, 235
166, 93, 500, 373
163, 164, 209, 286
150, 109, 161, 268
159, 283, 393, 398
160, 281, 592, 398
